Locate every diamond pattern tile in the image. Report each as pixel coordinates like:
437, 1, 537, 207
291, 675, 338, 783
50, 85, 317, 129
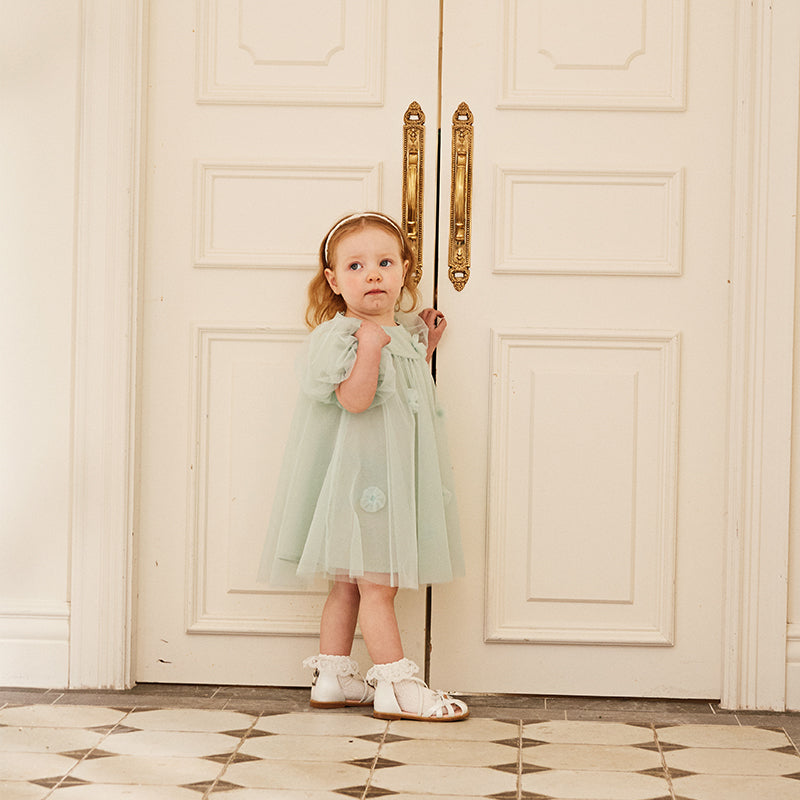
0, 690, 798, 800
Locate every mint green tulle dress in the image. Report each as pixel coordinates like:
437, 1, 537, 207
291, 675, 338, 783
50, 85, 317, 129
259, 312, 464, 590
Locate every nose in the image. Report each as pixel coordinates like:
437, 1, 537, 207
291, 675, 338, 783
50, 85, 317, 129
366, 265, 381, 281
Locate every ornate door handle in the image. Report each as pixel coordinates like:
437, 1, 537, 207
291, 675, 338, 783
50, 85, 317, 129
402, 101, 425, 285
448, 102, 473, 291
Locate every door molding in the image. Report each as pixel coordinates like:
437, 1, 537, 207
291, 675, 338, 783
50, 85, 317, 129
722, 0, 800, 710
69, 0, 146, 688
71, 0, 799, 704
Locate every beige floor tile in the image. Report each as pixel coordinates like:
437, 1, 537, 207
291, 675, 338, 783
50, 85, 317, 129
380, 737, 515, 767
0, 706, 127, 729
101, 729, 240, 757
48, 785, 202, 799
524, 742, 662, 772
368, 796, 498, 800
522, 768, 670, 800
209, 791, 354, 800
125, 708, 255, 732
369, 763, 516, 796
672, 773, 800, 800
524, 720, 654, 746
658, 722, 790, 749
239, 732, 378, 762
666, 746, 800, 776
70, 754, 223, 785
386, 717, 518, 742
254, 711, 386, 738
223, 758, 367, 791
0, 726, 104, 753
0, 782, 50, 800
0, 752, 77, 781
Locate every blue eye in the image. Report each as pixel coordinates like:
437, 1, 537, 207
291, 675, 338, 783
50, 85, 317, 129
348, 262, 362, 271
380, 259, 391, 267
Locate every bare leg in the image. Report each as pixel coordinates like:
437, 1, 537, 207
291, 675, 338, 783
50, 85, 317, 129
319, 579, 360, 656
356, 579, 403, 664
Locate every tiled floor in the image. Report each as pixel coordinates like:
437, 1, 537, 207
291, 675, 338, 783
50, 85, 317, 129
2, 685, 800, 799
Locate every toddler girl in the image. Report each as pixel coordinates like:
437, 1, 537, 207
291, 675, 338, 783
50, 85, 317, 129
261, 211, 467, 721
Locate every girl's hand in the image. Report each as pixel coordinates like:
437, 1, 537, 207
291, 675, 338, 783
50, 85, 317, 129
418, 308, 446, 363
355, 318, 391, 350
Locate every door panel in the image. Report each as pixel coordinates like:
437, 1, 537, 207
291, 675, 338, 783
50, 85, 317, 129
432, 0, 734, 696
136, 0, 440, 684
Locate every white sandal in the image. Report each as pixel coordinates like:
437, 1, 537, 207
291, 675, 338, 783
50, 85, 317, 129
366, 658, 469, 722
303, 654, 375, 709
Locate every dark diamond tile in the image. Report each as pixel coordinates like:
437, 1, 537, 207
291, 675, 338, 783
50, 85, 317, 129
89, 723, 138, 735
666, 768, 696, 779
207, 780, 242, 792
350, 756, 401, 770
521, 763, 549, 775
220, 727, 262, 738
203, 752, 248, 764
59, 748, 115, 760
494, 737, 522, 748
492, 762, 521, 774
348, 757, 377, 769
32, 776, 90, 789
639, 767, 668, 778
336, 786, 370, 798
653, 741, 689, 751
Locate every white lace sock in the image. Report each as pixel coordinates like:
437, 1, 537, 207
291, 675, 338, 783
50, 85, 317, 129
366, 657, 464, 717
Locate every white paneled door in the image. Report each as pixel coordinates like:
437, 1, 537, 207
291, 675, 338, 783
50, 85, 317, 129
137, 0, 440, 684
138, 0, 736, 696
432, 1, 734, 696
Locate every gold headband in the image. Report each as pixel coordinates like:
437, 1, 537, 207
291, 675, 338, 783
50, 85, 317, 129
322, 212, 404, 265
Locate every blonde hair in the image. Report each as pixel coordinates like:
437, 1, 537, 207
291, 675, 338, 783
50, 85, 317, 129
306, 212, 420, 329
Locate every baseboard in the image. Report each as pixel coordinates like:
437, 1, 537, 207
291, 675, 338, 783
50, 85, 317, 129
0, 602, 69, 688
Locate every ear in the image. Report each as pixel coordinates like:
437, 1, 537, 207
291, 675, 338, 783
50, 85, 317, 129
403, 259, 410, 278
324, 267, 340, 295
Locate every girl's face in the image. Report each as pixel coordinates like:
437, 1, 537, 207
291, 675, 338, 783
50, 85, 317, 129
324, 225, 408, 326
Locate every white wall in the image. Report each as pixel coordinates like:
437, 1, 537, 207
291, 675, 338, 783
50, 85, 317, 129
0, 2, 80, 686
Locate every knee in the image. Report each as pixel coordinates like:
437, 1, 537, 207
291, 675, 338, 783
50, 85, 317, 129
357, 580, 398, 606
329, 579, 360, 604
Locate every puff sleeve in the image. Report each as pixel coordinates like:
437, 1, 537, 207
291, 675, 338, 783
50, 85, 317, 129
300, 314, 396, 408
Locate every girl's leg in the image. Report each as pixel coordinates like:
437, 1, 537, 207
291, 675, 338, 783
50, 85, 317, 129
357, 578, 468, 722
356, 579, 403, 664
319, 578, 360, 655
307, 579, 373, 708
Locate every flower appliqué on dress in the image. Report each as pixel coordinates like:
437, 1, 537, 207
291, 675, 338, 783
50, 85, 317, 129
405, 388, 420, 414
360, 486, 386, 513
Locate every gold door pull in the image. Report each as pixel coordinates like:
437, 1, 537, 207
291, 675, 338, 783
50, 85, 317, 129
448, 102, 473, 292
402, 101, 425, 285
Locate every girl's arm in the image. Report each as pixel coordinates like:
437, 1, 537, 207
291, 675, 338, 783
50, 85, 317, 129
418, 308, 447, 363
335, 320, 391, 413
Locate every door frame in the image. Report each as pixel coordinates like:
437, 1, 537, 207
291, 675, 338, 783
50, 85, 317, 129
68, 0, 799, 709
